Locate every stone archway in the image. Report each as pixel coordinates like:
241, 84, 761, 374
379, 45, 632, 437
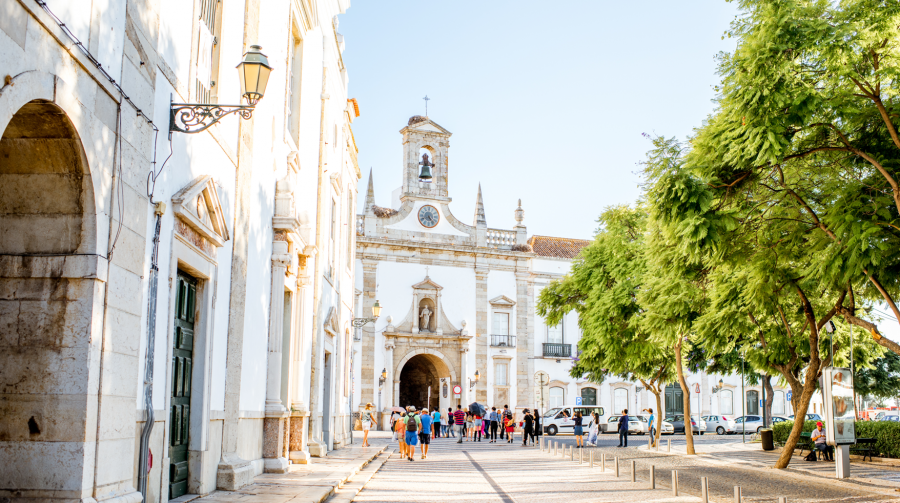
394, 349, 456, 411
0, 97, 101, 498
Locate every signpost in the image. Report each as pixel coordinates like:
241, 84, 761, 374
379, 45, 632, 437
823, 366, 856, 478
575, 397, 583, 406
534, 372, 550, 413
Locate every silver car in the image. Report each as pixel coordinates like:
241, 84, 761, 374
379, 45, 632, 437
734, 415, 790, 433
702, 415, 736, 435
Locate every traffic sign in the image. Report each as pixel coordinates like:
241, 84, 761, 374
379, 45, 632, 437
787, 391, 793, 401
453, 385, 461, 396
694, 383, 701, 394
575, 397, 583, 406
760, 399, 764, 407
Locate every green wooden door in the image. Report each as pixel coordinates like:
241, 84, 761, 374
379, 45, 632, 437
665, 384, 684, 417
169, 273, 196, 499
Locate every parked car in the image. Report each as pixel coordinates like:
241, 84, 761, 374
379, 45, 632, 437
787, 413, 823, 422
664, 415, 707, 434
633, 414, 675, 435
702, 415, 736, 435
542, 405, 605, 435
733, 415, 788, 432
875, 411, 899, 421
881, 415, 900, 422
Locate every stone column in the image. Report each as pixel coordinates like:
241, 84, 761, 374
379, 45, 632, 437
516, 269, 534, 408
475, 267, 489, 403
262, 240, 291, 472
359, 259, 378, 410
382, 338, 395, 429
460, 345, 469, 406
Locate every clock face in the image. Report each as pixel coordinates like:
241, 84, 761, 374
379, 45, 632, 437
418, 205, 440, 228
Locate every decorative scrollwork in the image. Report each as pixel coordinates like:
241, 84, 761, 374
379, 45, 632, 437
170, 103, 255, 134
352, 318, 376, 328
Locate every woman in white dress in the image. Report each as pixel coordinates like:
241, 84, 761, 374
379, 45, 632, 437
361, 403, 375, 447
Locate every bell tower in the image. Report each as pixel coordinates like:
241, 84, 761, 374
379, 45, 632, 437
400, 115, 452, 201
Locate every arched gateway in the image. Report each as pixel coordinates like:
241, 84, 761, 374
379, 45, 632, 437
394, 349, 458, 412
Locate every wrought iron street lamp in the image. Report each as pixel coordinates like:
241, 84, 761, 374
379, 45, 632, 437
469, 369, 480, 389
378, 368, 387, 387
170, 45, 273, 135
712, 378, 725, 394
352, 300, 381, 328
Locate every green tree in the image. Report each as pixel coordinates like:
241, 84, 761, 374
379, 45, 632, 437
536, 205, 676, 451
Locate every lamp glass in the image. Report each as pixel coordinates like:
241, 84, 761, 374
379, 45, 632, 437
474, 370, 480, 381
236, 45, 273, 106
719, 379, 724, 388
372, 300, 381, 318
381, 368, 387, 379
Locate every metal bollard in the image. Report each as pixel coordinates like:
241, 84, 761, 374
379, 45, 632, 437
615, 457, 620, 477
656, 438, 660, 452
650, 465, 655, 489
631, 460, 636, 483
672, 470, 678, 496
734, 486, 742, 503
601, 453, 606, 472
590, 450, 594, 468
667, 438, 671, 452
777, 498, 786, 503
580, 447, 584, 464
555, 441, 558, 456
570, 446, 574, 461
701, 476, 709, 503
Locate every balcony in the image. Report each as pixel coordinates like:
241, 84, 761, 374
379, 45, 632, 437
542, 343, 571, 358
490, 334, 516, 347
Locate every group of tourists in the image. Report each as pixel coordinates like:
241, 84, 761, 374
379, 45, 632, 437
381, 404, 543, 460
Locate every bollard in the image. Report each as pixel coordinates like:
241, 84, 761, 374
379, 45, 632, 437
650, 465, 655, 489
734, 486, 742, 503
570, 446, 574, 461
615, 457, 620, 477
590, 450, 594, 468
701, 476, 709, 503
656, 438, 660, 452
555, 441, 558, 456
631, 460, 636, 483
777, 498, 786, 503
667, 438, 671, 452
602, 453, 606, 472
672, 470, 678, 496
580, 447, 584, 464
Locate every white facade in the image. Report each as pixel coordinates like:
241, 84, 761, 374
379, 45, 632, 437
0, 1, 360, 503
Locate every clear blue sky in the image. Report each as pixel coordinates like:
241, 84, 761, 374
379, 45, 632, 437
342, 1, 740, 240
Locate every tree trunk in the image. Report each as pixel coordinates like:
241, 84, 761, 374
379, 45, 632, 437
675, 339, 695, 455
763, 375, 774, 426
774, 370, 818, 468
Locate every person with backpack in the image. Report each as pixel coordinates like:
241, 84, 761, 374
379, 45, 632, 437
487, 406, 500, 443
573, 410, 585, 448
395, 411, 407, 454
522, 409, 534, 446
453, 405, 467, 443
504, 410, 516, 443
473, 411, 483, 442
404, 406, 420, 461
446, 407, 455, 438
418, 408, 433, 459
499, 405, 508, 440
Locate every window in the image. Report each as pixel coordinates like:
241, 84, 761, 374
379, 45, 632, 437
580, 387, 597, 406
720, 389, 733, 415
287, 25, 303, 144
195, 0, 222, 103
746, 390, 760, 415
773, 390, 785, 415
492, 313, 509, 335
547, 322, 563, 344
614, 388, 628, 414
495, 362, 508, 386
549, 387, 564, 408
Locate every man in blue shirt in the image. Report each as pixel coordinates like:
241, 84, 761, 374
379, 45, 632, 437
618, 409, 630, 448
419, 408, 433, 459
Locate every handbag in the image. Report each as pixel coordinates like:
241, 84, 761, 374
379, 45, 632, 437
354, 418, 363, 430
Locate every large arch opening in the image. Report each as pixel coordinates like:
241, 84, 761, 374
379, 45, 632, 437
0, 99, 99, 495
397, 354, 450, 411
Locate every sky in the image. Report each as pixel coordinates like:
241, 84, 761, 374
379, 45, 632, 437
341, 0, 741, 240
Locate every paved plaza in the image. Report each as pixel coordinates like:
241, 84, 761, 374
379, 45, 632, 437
349, 431, 900, 503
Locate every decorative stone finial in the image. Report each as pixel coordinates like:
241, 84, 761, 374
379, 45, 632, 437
474, 183, 486, 228
364, 168, 375, 215
515, 199, 524, 224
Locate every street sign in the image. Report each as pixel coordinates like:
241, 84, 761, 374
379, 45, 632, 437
453, 385, 461, 396
575, 397, 583, 406
787, 391, 793, 402
760, 399, 764, 408
694, 383, 700, 394
534, 371, 550, 411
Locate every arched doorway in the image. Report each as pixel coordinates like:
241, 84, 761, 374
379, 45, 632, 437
0, 99, 99, 493
397, 354, 452, 411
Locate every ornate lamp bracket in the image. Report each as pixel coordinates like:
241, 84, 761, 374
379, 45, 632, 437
169, 96, 254, 136
352, 318, 377, 328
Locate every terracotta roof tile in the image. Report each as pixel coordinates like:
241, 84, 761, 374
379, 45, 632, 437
526, 235, 591, 259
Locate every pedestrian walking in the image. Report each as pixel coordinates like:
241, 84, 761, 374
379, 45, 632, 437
419, 408, 433, 459
361, 403, 375, 447
499, 405, 508, 440
522, 409, 534, 446
404, 406, 421, 461
453, 405, 467, 443
465, 412, 474, 440
488, 406, 500, 442
432, 408, 442, 439
504, 410, 516, 443
533, 409, 541, 446
473, 412, 483, 442
647, 408, 656, 444
573, 410, 584, 448
587, 412, 599, 446
446, 407, 455, 438
617, 408, 629, 448
395, 411, 407, 454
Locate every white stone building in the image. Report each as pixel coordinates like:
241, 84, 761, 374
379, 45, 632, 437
1, 1, 360, 503
352, 115, 805, 431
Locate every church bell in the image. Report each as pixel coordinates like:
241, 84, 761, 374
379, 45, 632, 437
419, 164, 432, 180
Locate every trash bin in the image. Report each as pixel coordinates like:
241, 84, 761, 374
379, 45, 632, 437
760, 429, 774, 451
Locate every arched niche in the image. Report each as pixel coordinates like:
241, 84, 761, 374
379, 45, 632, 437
417, 297, 436, 332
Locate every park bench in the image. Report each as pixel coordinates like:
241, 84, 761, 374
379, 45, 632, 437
850, 438, 877, 462
796, 432, 815, 457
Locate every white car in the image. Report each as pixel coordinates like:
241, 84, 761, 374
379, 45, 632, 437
733, 415, 790, 433
602, 414, 674, 435
702, 415, 736, 435
541, 405, 606, 435
636, 414, 675, 435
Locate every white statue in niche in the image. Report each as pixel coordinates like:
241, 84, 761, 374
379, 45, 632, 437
419, 305, 432, 332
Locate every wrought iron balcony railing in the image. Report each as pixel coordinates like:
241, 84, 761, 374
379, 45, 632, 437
490, 334, 516, 347
542, 343, 571, 358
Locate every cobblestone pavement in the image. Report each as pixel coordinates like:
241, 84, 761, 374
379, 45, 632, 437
352, 432, 899, 503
